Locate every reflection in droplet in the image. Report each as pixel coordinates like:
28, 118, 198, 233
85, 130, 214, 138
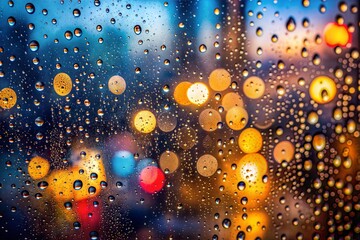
134, 25, 142, 35
286, 17, 296, 32
29, 40, 39, 52
73, 180, 83, 190
25, 3, 35, 14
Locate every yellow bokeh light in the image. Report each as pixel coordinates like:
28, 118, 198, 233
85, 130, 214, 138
28, 156, 50, 180
309, 76, 337, 104
198, 108, 221, 132
238, 153, 268, 183
159, 150, 179, 174
196, 154, 218, 177
221, 92, 244, 111
174, 81, 192, 106
48, 149, 106, 202
226, 106, 249, 130
324, 23, 350, 47
108, 75, 126, 95
48, 170, 76, 201
236, 153, 270, 204
186, 82, 209, 105
273, 141, 295, 163
134, 110, 157, 133
231, 211, 269, 240
53, 72, 72, 96
243, 76, 265, 99
208, 68, 231, 91
238, 128, 263, 153
0, 87, 17, 109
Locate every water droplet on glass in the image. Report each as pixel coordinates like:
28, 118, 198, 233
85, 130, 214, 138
64, 202, 72, 210
73, 221, 81, 230
134, 25, 142, 35
237, 181, 246, 190
241, 197, 248, 205
29, 41, 39, 52
100, 181, 108, 189
236, 231, 245, 240
7, 17, 16, 26
73, 9, 81, 17
222, 218, 231, 229
199, 44, 207, 53
286, 17, 296, 32
64, 31, 73, 40
88, 186, 96, 195
35, 117, 44, 127
37, 181, 48, 190
21, 190, 29, 198
73, 180, 83, 190
25, 3, 35, 14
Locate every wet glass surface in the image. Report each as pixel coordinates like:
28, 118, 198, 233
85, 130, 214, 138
0, 0, 359, 239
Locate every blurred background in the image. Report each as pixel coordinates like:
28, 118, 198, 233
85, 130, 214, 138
0, 0, 359, 239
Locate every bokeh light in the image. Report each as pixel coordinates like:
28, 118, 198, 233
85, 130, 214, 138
238, 128, 263, 153
0, 1, 359, 239
208, 68, 231, 91
186, 82, 209, 106
139, 166, 165, 193
173, 82, 192, 106
273, 141, 295, 163
53, 72, 72, 96
324, 22, 351, 47
108, 75, 126, 95
133, 110, 157, 133
243, 76, 265, 99
225, 107, 249, 131
28, 156, 50, 180
198, 108, 221, 132
309, 75, 337, 104
112, 150, 136, 177
0, 88, 17, 109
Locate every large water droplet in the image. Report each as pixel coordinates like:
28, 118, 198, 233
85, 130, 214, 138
25, 3, 35, 14
29, 41, 39, 52
286, 17, 296, 32
134, 25, 142, 35
73, 180, 83, 190
222, 218, 231, 229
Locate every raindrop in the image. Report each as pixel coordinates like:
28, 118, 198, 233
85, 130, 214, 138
29, 41, 39, 52
7, 17, 16, 26
73, 180, 83, 190
37, 181, 48, 190
35, 117, 44, 127
64, 202, 72, 210
73, 9, 81, 17
286, 17, 296, 32
100, 181, 108, 189
64, 31, 73, 40
88, 186, 96, 195
222, 218, 231, 229
21, 190, 29, 198
236, 231, 246, 240
134, 25, 142, 35
35, 81, 45, 91
90, 173, 98, 180
237, 181, 246, 191
116, 181, 123, 188
199, 44, 207, 53
73, 221, 81, 230
25, 3, 35, 14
